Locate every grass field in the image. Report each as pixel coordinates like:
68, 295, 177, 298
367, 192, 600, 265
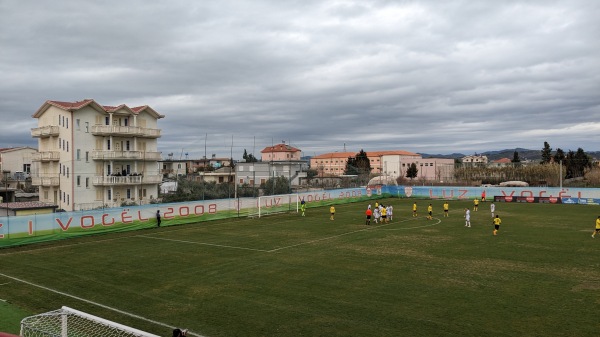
1, 198, 600, 337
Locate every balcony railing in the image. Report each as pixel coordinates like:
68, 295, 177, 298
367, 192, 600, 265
31, 126, 60, 137
92, 174, 162, 186
32, 176, 60, 186
32, 151, 60, 162
91, 125, 161, 138
91, 151, 162, 161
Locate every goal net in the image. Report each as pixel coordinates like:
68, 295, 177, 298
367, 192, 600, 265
248, 193, 300, 218
20, 306, 160, 337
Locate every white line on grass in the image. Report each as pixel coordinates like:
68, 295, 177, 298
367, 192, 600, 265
0, 272, 207, 337
137, 235, 271, 252
268, 216, 441, 252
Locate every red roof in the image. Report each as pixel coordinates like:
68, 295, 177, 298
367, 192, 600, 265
494, 158, 512, 163
33, 99, 164, 119
261, 144, 301, 153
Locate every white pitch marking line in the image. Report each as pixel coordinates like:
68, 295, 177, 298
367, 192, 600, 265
137, 235, 270, 252
268, 217, 428, 252
0, 272, 206, 337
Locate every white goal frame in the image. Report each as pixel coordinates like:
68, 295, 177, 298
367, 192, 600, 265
20, 306, 160, 337
252, 193, 300, 218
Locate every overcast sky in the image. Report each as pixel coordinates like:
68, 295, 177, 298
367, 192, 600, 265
1, 0, 599, 159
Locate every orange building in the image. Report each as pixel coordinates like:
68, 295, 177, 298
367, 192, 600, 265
310, 150, 420, 176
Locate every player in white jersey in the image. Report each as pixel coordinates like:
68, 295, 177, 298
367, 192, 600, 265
373, 206, 380, 224
464, 208, 471, 227
490, 202, 496, 218
387, 205, 393, 221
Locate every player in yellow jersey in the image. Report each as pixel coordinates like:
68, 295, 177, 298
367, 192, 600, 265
473, 198, 479, 211
330, 206, 335, 220
381, 205, 388, 223
412, 202, 417, 217
493, 214, 501, 235
592, 216, 600, 238
443, 201, 449, 217
427, 204, 433, 220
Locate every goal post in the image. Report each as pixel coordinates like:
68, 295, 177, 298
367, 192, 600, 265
255, 193, 299, 218
20, 306, 161, 337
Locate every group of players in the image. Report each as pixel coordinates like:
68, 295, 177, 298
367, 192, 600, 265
364, 202, 393, 225
362, 198, 503, 236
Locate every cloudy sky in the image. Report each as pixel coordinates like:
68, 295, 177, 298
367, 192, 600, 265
1, 0, 598, 159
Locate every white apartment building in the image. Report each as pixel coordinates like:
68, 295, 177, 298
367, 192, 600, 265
0, 147, 37, 179
31, 99, 164, 211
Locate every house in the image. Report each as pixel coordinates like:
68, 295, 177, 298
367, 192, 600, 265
0, 147, 37, 180
31, 99, 164, 211
236, 160, 308, 187
310, 150, 420, 176
261, 142, 301, 161
489, 158, 513, 167
0, 201, 58, 216
462, 154, 489, 164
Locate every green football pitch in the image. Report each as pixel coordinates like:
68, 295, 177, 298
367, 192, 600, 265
1, 198, 599, 337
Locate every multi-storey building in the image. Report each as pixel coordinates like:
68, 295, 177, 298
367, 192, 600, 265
310, 150, 421, 176
31, 99, 164, 211
0, 147, 37, 179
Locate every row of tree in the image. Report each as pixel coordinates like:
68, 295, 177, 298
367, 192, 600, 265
541, 142, 592, 179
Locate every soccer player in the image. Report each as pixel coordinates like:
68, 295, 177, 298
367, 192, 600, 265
381, 205, 388, 223
443, 201, 449, 217
493, 214, 502, 235
373, 205, 380, 224
481, 190, 486, 202
301, 202, 306, 216
387, 205, 393, 221
412, 202, 418, 217
365, 207, 372, 225
473, 198, 479, 211
592, 216, 600, 238
490, 202, 496, 218
464, 208, 471, 227
330, 206, 335, 220
427, 204, 433, 220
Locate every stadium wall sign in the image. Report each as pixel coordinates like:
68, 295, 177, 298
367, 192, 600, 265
390, 186, 600, 200
0, 188, 370, 247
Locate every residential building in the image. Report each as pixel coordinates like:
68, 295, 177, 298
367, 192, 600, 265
0, 147, 37, 180
31, 99, 164, 211
261, 142, 301, 161
310, 150, 420, 176
489, 158, 513, 167
236, 160, 308, 187
462, 154, 489, 164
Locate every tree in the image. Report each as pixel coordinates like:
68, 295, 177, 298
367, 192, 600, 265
541, 141, 553, 164
406, 163, 418, 180
262, 175, 291, 195
511, 151, 521, 163
242, 149, 258, 162
344, 150, 372, 184
553, 148, 566, 164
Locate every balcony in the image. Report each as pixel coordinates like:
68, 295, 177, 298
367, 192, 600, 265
32, 176, 60, 186
31, 126, 60, 138
93, 174, 162, 186
91, 150, 162, 161
91, 125, 161, 138
32, 151, 60, 162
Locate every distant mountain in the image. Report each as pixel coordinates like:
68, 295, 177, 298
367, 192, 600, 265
420, 148, 600, 162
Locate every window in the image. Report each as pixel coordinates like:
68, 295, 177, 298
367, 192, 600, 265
107, 139, 111, 150
126, 189, 131, 199
86, 177, 89, 188
66, 141, 69, 152
67, 194, 69, 205
66, 118, 68, 129
76, 119, 80, 130
107, 189, 112, 200
58, 137, 61, 149
85, 151, 89, 162
76, 149, 80, 160
66, 167, 69, 178
43, 191, 48, 199
23, 164, 31, 173
77, 176, 81, 186
85, 122, 89, 133
105, 116, 110, 125
124, 118, 128, 126
107, 164, 111, 175
125, 140, 130, 151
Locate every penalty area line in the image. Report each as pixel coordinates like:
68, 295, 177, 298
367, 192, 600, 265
137, 235, 271, 252
379, 217, 443, 230
0, 272, 206, 337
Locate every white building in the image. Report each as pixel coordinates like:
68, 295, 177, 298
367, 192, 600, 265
236, 161, 308, 187
31, 99, 164, 211
381, 155, 455, 182
0, 147, 37, 179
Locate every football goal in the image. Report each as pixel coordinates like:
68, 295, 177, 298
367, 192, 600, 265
248, 193, 300, 218
20, 306, 160, 337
